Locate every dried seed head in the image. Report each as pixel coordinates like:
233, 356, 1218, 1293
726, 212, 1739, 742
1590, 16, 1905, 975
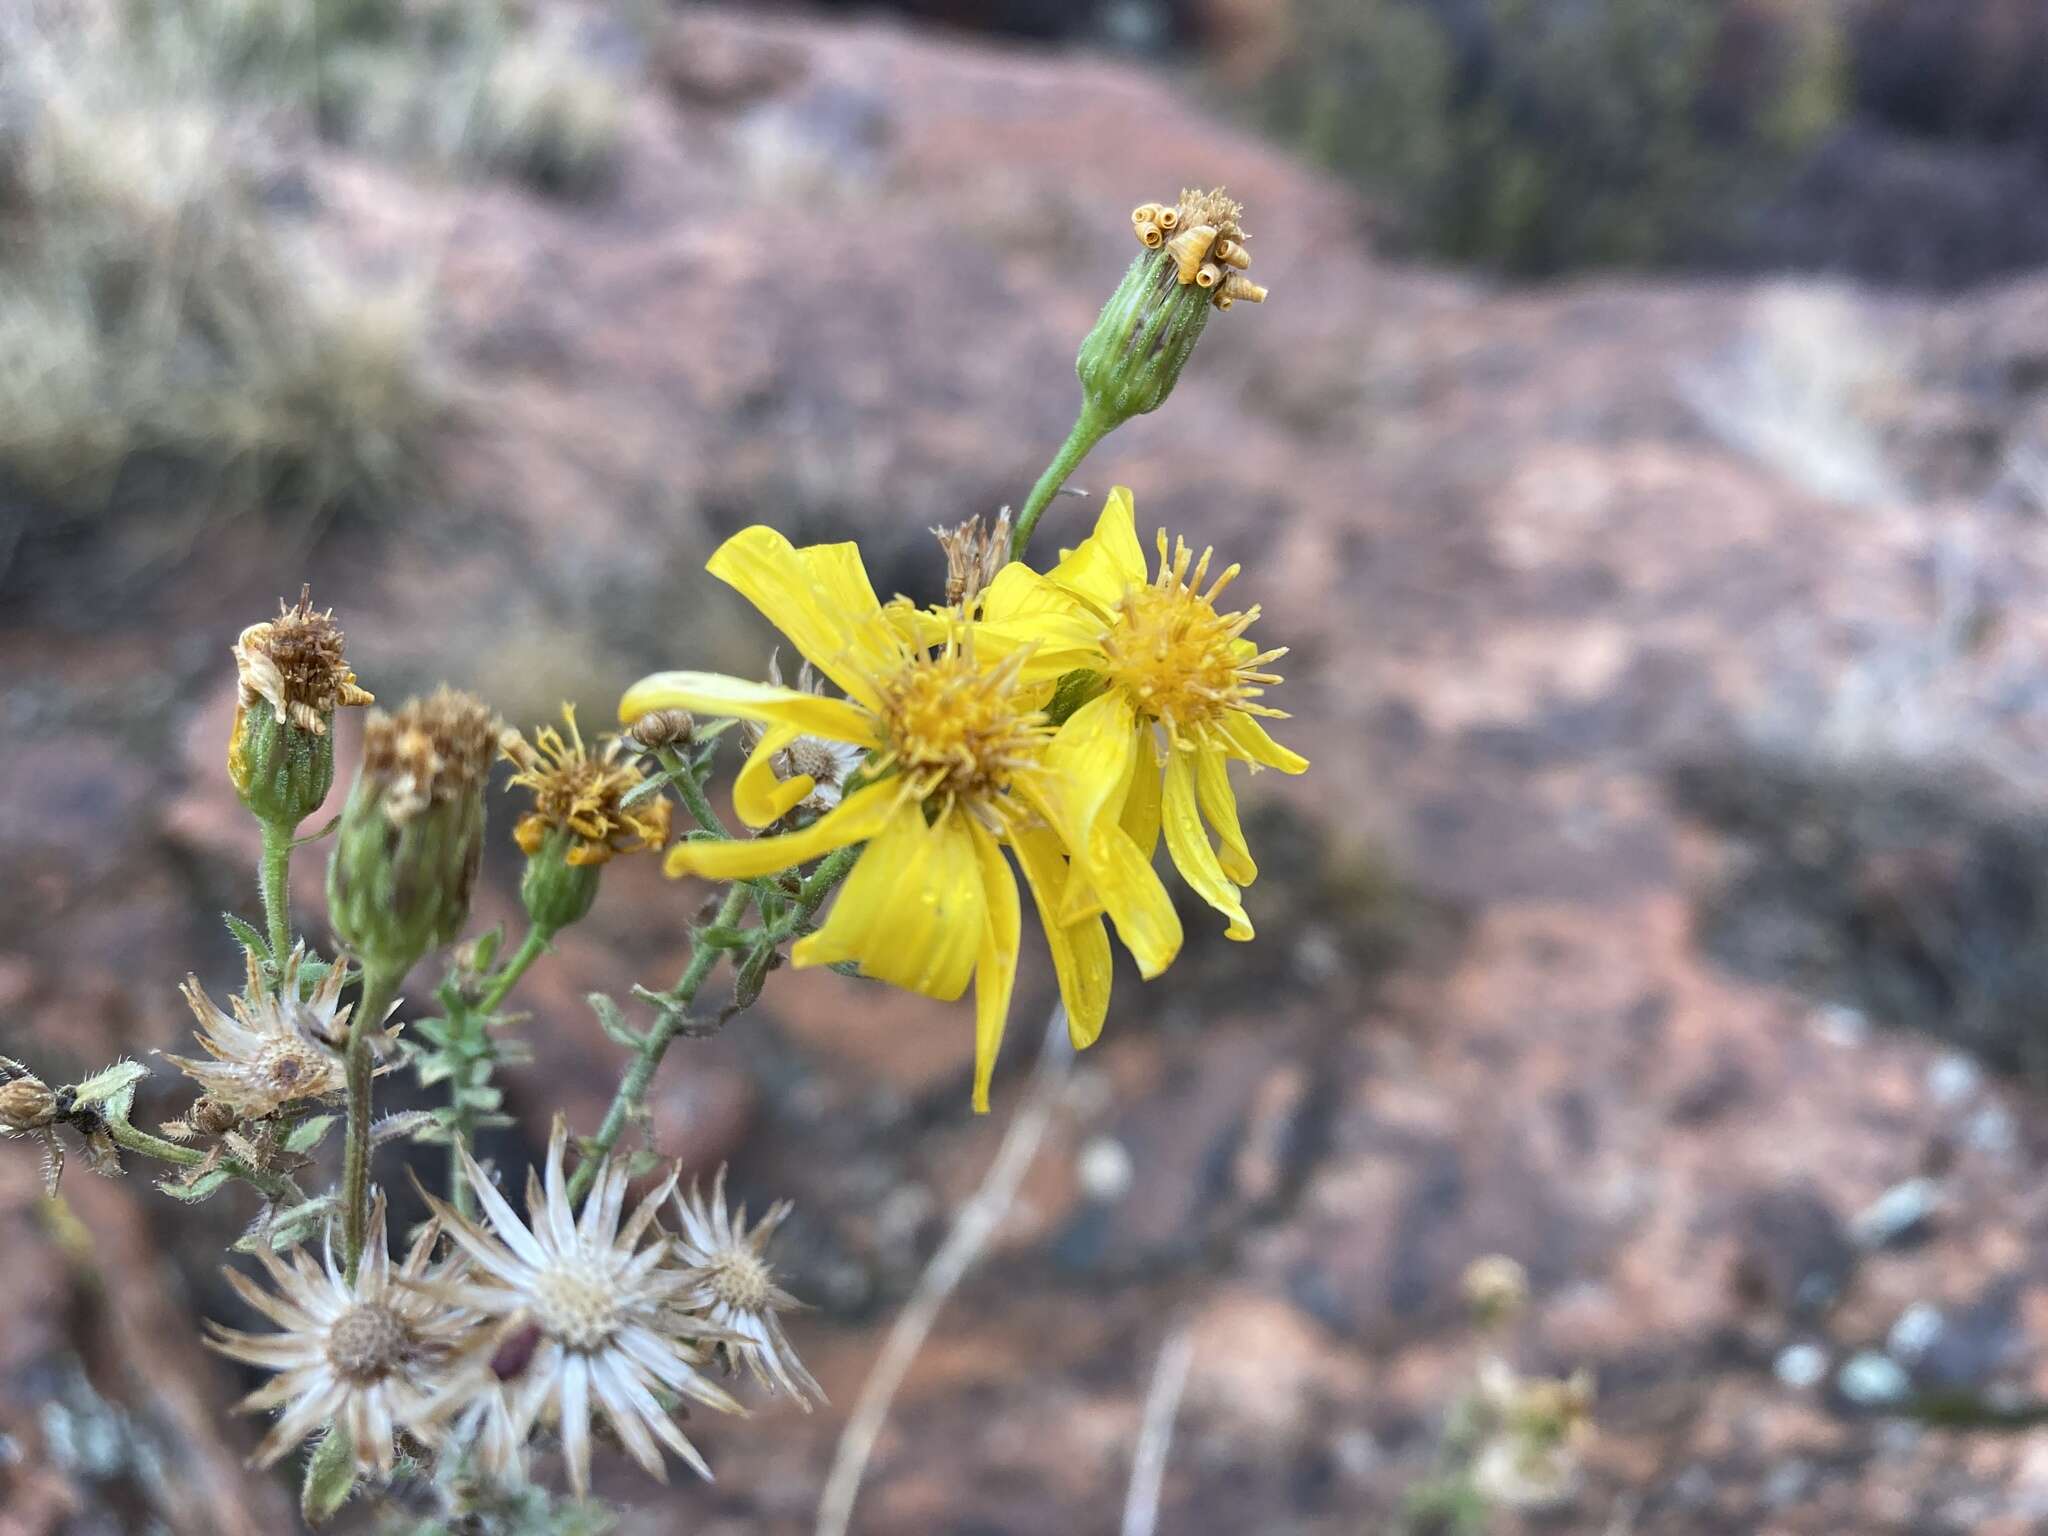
357, 689, 500, 826
626, 708, 696, 753
329, 689, 498, 976
931, 509, 1013, 612
232, 587, 375, 737
0, 1073, 57, 1132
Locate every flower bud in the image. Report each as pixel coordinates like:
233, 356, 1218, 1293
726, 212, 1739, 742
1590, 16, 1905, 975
227, 588, 374, 830
519, 825, 601, 935
326, 689, 498, 978
626, 708, 695, 754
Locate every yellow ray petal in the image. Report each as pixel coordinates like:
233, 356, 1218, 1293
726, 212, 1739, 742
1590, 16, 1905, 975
1044, 690, 1139, 847
1036, 795, 1182, 977
1162, 746, 1253, 940
663, 778, 899, 881
1193, 742, 1257, 885
793, 806, 984, 1000
621, 672, 880, 748
967, 818, 1021, 1112
1217, 710, 1309, 775
972, 566, 1110, 681
1049, 486, 1148, 614
705, 527, 896, 709
732, 725, 816, 828
1120, 723, 1164, 860
1008, 819, 1112, 1050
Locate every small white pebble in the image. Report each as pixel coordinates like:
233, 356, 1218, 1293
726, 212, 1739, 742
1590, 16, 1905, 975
1815, 1002, 1870, 1047
1927, 1053, 1981, 1108
1887, 1303, 1945, 1363
1077, 1135, 1134, 1202
1839, 1351, 1911, 1406
1851, 1178, 1941, 1249
1967, 1104, 2018, 1157
1775, 1342, 1829, 1390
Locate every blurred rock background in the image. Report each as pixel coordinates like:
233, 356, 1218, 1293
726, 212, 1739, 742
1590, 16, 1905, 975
7, 0, 2048, 1531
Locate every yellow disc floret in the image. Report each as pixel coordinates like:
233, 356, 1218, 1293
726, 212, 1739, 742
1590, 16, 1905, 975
1099, 532, 1287, 742
870, 641, 1050, 815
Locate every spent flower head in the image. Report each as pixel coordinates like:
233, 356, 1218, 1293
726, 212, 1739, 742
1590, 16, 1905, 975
206, 1192, 471, 1475
736, 653, 870, 823
668, 1166, 821, 1408
504, 705, 672, 933
504, 705, 672, 870
421, 1121, 743, 1496
327, 688, 499, 979
228, 587, 374, 829
166, 946, 362, 1121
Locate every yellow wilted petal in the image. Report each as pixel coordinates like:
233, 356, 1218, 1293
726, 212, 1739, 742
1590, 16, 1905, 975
1049, 487, 1147, 613
663, 779, 898, 881
732, 726, 815, 828
705, 528, 895, 709
621, 671, 880, 749
967, 818, 1021, 1113
1193, 741, 1257, 885
793, 806, 983, 1000
1217, 710, 1309, 774
1162, 746, 1253, 940
1009, 820, 1112, 1050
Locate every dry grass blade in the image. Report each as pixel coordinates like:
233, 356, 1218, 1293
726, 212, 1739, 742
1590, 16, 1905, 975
813, 1004, 1074, 1536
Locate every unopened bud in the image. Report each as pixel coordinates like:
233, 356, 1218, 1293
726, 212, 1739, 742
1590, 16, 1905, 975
626, 708, 694, 754
327, 689, 497, 978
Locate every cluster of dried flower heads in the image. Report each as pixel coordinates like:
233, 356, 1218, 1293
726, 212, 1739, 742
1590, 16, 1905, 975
212, 1127, 817, 1498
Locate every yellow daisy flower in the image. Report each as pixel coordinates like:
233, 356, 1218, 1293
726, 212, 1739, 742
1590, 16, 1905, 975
979, 487, 1308, 941
619, 527, 1138, 1110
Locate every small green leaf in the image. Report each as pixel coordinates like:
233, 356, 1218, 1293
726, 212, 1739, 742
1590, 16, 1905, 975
223, 913, 270, 963
289, 813, 342, 849
301, 1426, 356, 1525
283, 1115, 338, 1154
159, 1166, 233, 1202
469, 925, 505, 975
70, 1059, 150, 1121
588, 994, 647, 1049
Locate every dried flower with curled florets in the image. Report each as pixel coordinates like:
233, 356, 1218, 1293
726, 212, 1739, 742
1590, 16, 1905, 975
667, 1166, 821, 1408
233, 586, 375, 736
418, 1121, 744, 1496
736, 653, 870, 824
1133, 187, 1265, 309
503, 706, 672, 869
166, 947, 379, 1121
206, 1192, 473, 1476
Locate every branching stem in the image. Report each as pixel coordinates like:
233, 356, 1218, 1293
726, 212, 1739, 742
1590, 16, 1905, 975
258, 819, 294, 964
